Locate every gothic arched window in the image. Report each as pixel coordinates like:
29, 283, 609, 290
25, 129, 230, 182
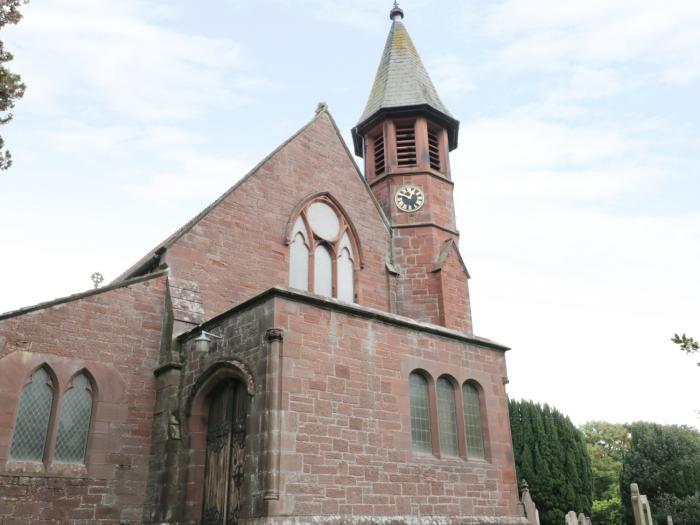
10, 367, 55, 462
437, 376, 459, 456
288, 197, 359, 302
409, 371, 432, 453
462, 381, 485, 459
54, 373, 94, 464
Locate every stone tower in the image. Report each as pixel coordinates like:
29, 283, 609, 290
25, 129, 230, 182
352, 4, 472, 333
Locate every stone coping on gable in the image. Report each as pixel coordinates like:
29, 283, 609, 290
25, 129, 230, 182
0, 270, 169, 321
179, 285, 510, 352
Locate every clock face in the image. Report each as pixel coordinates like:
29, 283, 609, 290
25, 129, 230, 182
394, 185, 425, 213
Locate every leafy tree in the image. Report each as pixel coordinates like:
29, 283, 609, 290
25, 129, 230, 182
509, 399, 593, 525
619, 423, 700, 525
672, 333, 699, 366
0, 0, 27, 170
580, 421, 630, 525
655, 494, 700, 525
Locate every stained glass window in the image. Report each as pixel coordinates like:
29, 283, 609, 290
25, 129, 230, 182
462, 382, 485, 459
54, 374, 93, 464
437, 377, 458, 456
409, 372, 432, 453
9, 368, 54, 462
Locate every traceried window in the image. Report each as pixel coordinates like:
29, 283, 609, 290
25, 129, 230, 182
437, 377, 459, 456
10, 367, 55, 462
288, 198, 358, 302
54, 374, 93, 464
462, 382, 485, 459
409, 372, 432, 453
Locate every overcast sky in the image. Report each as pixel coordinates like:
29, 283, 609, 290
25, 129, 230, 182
1, 0, 698, 429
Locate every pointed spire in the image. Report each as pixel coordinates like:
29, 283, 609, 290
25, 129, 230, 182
352, 4, 459, 155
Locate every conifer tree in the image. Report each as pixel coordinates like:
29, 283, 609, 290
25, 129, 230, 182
509, 399, 593, 525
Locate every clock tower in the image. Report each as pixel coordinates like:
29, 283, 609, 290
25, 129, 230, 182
352, 3, 472, 333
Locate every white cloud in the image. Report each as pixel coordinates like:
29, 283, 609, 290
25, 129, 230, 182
481, 0, 700, 81
452, 112, 700, 428
6, 0, 270, 121
429, 55, 477, 98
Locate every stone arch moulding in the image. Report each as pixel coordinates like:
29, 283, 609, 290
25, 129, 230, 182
66, 368, 98, 397
283, 191, 365, 269
186, 359, 256, 418
0, 351, 125, 403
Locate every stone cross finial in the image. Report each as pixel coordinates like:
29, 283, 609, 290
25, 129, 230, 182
390, 1, 404, 20
91, 272, 104, 289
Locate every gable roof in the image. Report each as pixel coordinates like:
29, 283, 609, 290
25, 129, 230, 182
432, 238, 471, 279
115, 106, 390, 283
0, 270, 168, 321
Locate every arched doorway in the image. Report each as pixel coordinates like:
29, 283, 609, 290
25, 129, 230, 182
201, 379, 248, 525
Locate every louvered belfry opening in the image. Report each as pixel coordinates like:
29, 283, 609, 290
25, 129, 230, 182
396, 121, 417, 168
428, 127, 441, 171
373, 133, 385, 176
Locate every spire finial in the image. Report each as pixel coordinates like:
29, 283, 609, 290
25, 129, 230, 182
390, 1, 404, 21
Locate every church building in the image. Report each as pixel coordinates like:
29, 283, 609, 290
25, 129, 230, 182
0, 5, 527, 525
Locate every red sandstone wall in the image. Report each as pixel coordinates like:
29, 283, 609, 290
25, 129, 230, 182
271, 297, 521, 519
163, 111, 392, 324
439, 243, 473, 333
0, 274, 168, 524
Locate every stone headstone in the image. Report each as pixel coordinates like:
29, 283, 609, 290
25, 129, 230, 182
520, 480, 540, 525
565, 511, 578, 525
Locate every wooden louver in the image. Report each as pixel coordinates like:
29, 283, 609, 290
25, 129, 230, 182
396, 122, 417, 168
373, 134, 385, 176
428, 128, 441, 171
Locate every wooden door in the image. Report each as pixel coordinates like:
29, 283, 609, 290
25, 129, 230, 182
202, 380, 248, 525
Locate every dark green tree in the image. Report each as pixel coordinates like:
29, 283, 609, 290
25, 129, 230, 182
619, 423, 700, 525
0, 0, 27, 170
509, 399, 593, 525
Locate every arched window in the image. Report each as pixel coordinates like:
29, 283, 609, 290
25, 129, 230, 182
10, 367, 55, 462
436, 376, 458, 456
313, 244, 333, 297
462, 382, 485, 459
288, 197, 358, 302
289, 221, 309, 291
409, 372, 432, 453
54, 373, 94, 464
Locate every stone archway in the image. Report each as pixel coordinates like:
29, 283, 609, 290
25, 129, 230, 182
185, 361, 255, 523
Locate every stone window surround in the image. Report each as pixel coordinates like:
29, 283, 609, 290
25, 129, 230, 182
0, 351, 127, 478
5, 364, 97, 474
408, 368, 491, 462
285, 192, 364, 303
